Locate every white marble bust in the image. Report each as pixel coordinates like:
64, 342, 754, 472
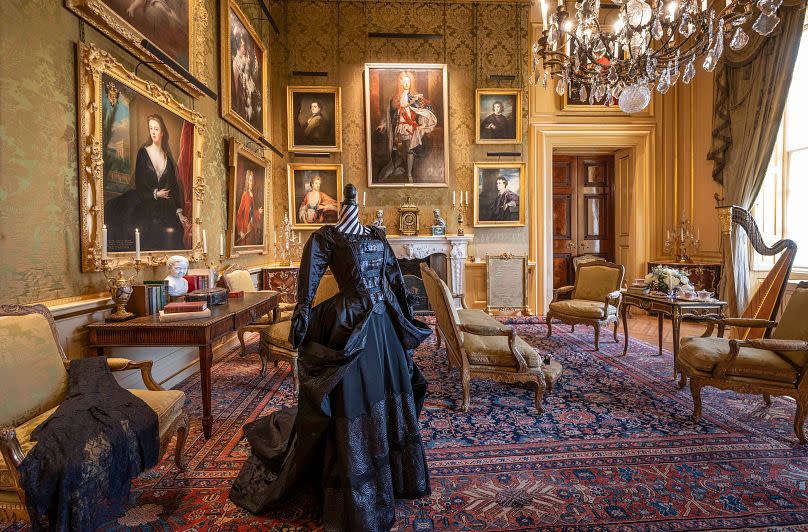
165, 255, 190, 297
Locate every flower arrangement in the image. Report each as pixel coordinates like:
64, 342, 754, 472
644, 265, 691, 294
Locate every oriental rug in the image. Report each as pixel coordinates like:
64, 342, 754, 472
7, 318, 808, 531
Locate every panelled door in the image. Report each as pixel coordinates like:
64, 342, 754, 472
552, 154, 615, 288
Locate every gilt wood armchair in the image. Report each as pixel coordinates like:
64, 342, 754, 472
0, 305, 188, 523
546, 260, 625, 350
420, 264, 562, 413
679, 282, 808, 443
254, 273, 339, 394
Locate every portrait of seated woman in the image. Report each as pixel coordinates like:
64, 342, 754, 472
104, 112, 192, 251
297, 174, 338, 225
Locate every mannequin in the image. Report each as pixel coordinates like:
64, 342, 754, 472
229, 181, 432, 530
334, 184, 369, 235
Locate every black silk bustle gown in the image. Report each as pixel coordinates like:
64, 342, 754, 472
229, 225, 433, 531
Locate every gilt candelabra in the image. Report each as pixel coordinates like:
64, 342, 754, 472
664, 219, 701, 263
274, 211, 304, 265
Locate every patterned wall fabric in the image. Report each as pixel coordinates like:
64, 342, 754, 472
0, 0, 528, 305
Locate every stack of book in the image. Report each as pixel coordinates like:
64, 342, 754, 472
157, 301, 211, 322
127, 280, 170, 316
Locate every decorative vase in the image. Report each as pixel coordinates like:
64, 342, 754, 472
106, 270, 135, 321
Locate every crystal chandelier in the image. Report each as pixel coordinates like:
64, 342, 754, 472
530, 0, 785, 113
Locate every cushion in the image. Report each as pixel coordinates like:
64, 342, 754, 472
128, 389, 186, 438
458, 308, 510, 332
679, 336, 798, 383
573, 265, 622, 302
463, 330, 543, 369
549, 299, 617, 319
13, 389, 184, 457
771, 286, 808, 367
260, 320, 295, 351
224, 269, 256, 292
0, 312, 69, 427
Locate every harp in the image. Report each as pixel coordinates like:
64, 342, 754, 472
718, 205, 797, 340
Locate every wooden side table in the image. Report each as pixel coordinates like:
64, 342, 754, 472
87, 292, 279, 438
619, 290, 727, 385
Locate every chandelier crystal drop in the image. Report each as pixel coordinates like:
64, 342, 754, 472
531, 0, 785, 113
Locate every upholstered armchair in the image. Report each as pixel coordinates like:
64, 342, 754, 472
420, 264, 562, 413
0, 305, 188, 523
679, 282, 808, 443
221, 267, 279, 356
546, 260, 625, 350
253, 274, 339, 394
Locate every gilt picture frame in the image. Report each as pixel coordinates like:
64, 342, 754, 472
473, 162, 526, 227
287, 164, 343, 230
475, 88, 522, 144
220, 0, 269, 142
77, 43, 206, 272
227, 138, 268, 256
65, 0, 209, 97
364, 63, 449, 188
287, 86, 342, 153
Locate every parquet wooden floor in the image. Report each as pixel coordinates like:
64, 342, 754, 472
622, 312, 706, 352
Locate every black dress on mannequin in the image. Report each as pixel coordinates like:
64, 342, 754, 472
229, 185, 432, 531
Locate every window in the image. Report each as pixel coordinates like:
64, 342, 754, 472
753, 21, 808, 271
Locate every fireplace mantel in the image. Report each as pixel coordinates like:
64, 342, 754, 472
387, 234, 473, 307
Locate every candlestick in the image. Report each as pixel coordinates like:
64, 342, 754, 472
202, 229, 208, 254
101, 224, 108, 259
134, 228, 140, 261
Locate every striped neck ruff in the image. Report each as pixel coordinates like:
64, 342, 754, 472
335, 204, 369, 235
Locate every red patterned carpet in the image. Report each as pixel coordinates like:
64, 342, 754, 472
7, 317, 808, 530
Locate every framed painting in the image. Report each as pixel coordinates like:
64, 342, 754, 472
220, 0, 268, 142
287, 86, 342, 153
287, 164, 343, 230
475, 88, 522, 144
66, 0, 208, 97
473, 162, 526, 227
364, 63, 449, 188
227, 138, 268, 256
77, 43, 206, 272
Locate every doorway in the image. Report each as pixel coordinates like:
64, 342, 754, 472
552, 154, 615, 288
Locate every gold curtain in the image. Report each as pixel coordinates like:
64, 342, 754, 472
708, 2, 806, 315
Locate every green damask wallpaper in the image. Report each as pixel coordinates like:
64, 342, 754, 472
0, 0, 529, 305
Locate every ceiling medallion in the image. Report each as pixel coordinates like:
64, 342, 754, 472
531, 0, 784, 113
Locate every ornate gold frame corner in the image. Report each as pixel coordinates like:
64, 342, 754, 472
287, 163, 344, 230
66, 0, 209, 97
475, 88, 523, 145
220, 0, 270, 143
286, 86, 342, 153
227, 137, 270, 257
473, 162, 527, 228
77, 42, 207, 272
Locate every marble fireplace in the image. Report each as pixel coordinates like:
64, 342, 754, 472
386, 235, 473, 309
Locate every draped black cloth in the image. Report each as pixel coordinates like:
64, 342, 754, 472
229, 226, 433, 531
17, 357, 159, 532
